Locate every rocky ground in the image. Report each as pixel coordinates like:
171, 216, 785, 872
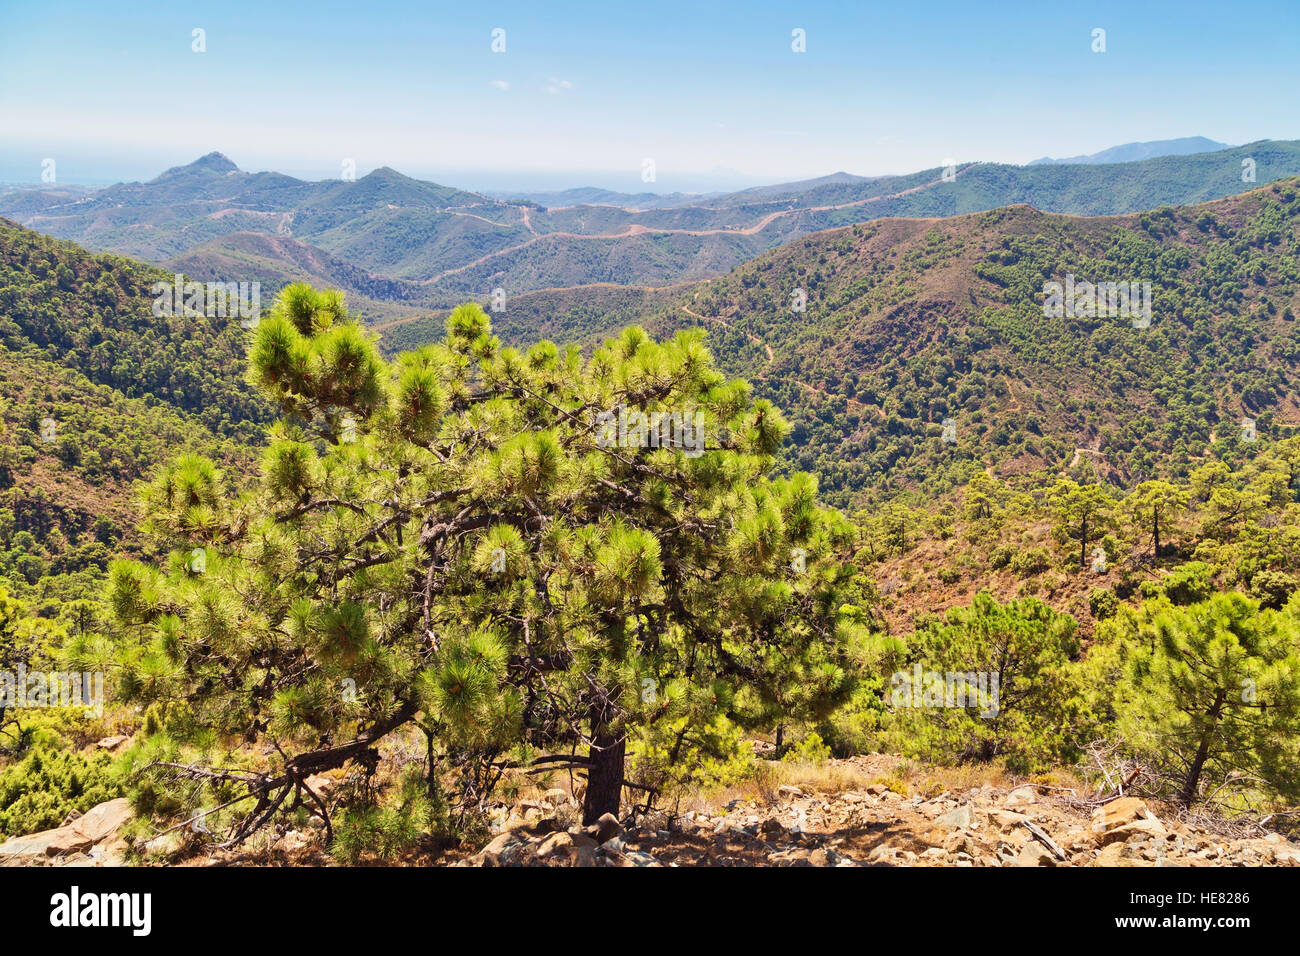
4, 753, 1298, 867
460, 757, 1300, 867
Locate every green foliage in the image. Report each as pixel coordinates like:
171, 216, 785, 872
107, 287, 873, 840
0, 745, 124, 838
880, 592, 1085, 774
781, 730, 832, 766
1109, 592, 1300, 805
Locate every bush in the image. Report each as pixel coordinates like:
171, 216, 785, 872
1010, 546, 1050, 576
1250, 570, 1298, 610
1141, 561, 1215, 605
781, 731, 832, 766
1088, 587, 1120, 620
0, 745, 124, 839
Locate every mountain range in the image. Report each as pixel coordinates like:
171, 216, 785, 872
3, 140, 1299, 325
1027, 136, 1232, 165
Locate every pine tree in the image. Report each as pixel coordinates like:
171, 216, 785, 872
1048, 479, 1115, 571
1118, 592, 1300, 806
1122, 479, 1187, 564
107, 286, 870, 841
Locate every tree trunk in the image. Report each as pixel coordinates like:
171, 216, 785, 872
1180, 690, 1226, 806
582, 731, 625, 825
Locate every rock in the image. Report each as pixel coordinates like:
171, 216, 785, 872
991, 810, 1028, 830
595, 812, 622, 844
935, 804, 974, 830
1004, 786, 1038, 807
1270, 844, 1300, 865
543, 788, 572, 807
1016, 843, 1056, 867
866, 784, 889, 796
96, 735, 129, 751
479, 831, 526, 866
1101, 817, 1168, 846
1091, 842, 1145, 867
68, 799, 131, 845
777, 785, 804, 799
0, 798, 131, 866
304, 774, 337, 798
536, 830, 597, 862
1091, 797, 1148, 834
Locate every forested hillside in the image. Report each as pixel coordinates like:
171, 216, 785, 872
4, 185, 1300, 871
0, 220, 264, 603
449, 179, 1300, 509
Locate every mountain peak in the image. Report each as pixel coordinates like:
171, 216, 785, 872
151, 153, 240, 182
192, 151, 239, 172
359, 166, 414, 183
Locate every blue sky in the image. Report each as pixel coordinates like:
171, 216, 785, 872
2, 0, 1297, 191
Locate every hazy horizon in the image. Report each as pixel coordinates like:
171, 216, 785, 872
3, 0, 1297, 193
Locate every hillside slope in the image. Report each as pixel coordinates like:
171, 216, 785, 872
407, 180, 1300, 509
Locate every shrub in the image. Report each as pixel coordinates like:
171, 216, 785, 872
1010, 546, 1050, 576
0, 745, 124, 839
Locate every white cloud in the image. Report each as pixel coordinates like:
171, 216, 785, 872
490, 80, 509, 91
545, 77, 574, 95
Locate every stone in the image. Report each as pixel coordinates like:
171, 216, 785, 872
67, 799, 131, 846
1016, 843, 1056, 866
991, 810, 1028, 830
543, 788, 571, 807
935, 804, 974, 830
1090, 797, 1148, 834
479, 831, 525, 866
1004, 786, 1038, 807
1271, 845, 1300, 865
777, 785, 804, 799
96, 735, 129, 751
0, 797, 132, 865
304, 774, 337, 798
595, 812, 622, 844
1101, 817, 1168, 846
1091, 842, 1145, 867
536, 830, 597, 861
